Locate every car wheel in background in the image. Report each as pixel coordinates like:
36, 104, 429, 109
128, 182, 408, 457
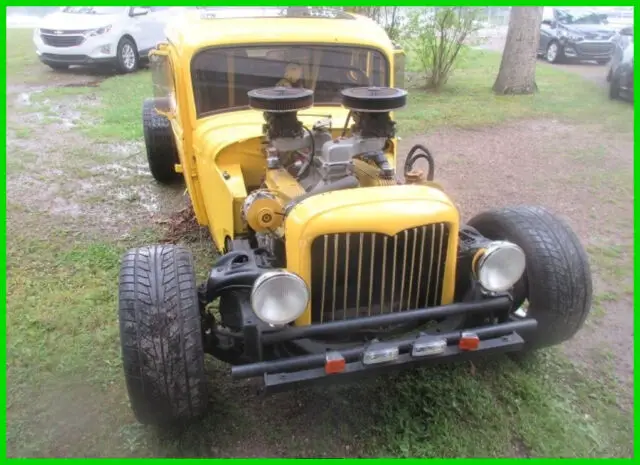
116, 37, 139, 73
545, 41, 561, 64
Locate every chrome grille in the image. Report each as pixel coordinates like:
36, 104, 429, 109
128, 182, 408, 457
310, 224, 450, 323
41, 33, 85, 48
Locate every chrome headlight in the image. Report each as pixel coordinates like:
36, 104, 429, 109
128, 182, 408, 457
86, 25, 112, 37
474, 241, 526, 293
250, 270, 309, 326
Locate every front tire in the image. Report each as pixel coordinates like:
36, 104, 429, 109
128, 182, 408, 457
467, 206, 592, 351
116, 37, 139, 73
142, 98, 181, 184
545, 41, 562, 64
118, 245, 208, 425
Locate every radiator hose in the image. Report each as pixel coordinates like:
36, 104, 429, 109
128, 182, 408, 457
404, 144, 435, 181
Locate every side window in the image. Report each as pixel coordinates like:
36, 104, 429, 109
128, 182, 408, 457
150, 51, 176, 114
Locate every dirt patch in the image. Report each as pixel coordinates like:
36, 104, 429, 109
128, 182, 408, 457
398, 119, 634, 408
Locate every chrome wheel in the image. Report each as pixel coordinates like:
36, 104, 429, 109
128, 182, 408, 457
546, 42, 558, 63
121, 43, 136, 70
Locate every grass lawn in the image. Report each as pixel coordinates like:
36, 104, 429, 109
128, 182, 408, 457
5, 28, 634, 457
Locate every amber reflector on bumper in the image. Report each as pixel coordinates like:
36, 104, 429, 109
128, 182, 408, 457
458, 332, 480, 351
325, 351, 346, 374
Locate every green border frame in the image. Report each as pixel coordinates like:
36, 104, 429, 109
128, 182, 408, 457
3, 1, 637, 461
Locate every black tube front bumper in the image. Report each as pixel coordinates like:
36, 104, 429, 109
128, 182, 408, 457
232, 297, 537, 394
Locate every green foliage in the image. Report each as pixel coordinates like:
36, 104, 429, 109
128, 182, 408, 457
344, 7, 404, 41
402, 8, 482, 90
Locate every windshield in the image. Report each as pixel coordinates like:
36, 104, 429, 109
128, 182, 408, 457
556, 8, 608, 25
191, 45, 388, 118
61, 7, 124, 15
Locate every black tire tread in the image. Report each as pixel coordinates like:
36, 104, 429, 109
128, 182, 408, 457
142, 98, 181, 184
118, 245, 208, 425
467, 206, 592, 350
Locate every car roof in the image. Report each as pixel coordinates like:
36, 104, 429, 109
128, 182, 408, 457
165, 7, 394, 57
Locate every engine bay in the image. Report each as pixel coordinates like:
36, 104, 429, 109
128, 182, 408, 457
239, 85, 435, 261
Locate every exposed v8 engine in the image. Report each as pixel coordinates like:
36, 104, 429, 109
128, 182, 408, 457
242, 85, 408, 256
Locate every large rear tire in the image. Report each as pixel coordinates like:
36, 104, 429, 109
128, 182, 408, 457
467, 206, 592, 351
142, 98, 182, 185
118, 245, 208, 425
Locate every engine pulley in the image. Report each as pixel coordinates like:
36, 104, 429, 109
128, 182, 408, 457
341, 86, 407, 113
242, 190, 285, 233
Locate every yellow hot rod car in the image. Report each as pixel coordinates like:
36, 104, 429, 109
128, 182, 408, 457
119, 7, 593, 425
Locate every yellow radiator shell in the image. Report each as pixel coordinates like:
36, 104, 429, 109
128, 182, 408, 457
285, 184, 460, 326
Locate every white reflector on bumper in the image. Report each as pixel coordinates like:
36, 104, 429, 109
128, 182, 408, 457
412, 335, 447, 357
362, 341, 400, 365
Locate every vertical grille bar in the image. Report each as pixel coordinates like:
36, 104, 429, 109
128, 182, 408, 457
406, 227, 418, 311
356, 233, 363, 314
389, 236, 398, 313
331, 234, 338, 321
414, 226, 426, 309
310, 223, 449, 323
380, 236, 388, 315
343, 233, 350, 312
399, 230, 409, 311
320, 234, 328, 323
368, 233, 375, 317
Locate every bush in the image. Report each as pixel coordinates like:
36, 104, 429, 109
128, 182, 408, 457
402, 8, 482, 90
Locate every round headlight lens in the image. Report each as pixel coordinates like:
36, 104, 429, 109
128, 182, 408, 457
475, 241, 526, 293
250, 270, 309, 326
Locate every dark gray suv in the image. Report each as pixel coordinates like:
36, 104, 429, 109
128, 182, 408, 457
538, 7, 616, 64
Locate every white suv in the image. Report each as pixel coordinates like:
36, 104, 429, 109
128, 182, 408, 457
33, 7, 178, 73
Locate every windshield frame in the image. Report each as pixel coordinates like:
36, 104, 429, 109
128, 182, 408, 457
190, 42, 391, 119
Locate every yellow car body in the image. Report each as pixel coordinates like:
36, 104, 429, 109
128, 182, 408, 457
123, 8, 590, 421
150, 8, 458, 327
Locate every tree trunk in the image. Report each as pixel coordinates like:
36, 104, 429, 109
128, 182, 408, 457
492, 7, 543, 95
